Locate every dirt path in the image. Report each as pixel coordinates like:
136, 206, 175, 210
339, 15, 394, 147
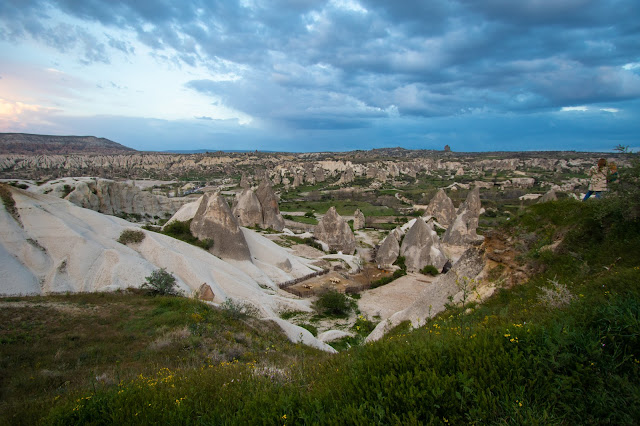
358, 273, 435, 320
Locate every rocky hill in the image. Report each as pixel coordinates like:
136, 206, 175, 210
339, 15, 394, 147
0, 184, 332, 351
0, 133, 136, 155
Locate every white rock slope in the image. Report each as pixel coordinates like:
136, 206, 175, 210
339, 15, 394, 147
0, 186, 335, 352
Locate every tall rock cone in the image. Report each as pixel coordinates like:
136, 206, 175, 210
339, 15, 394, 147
442, 187, 483, 245
400, 218, 448, 272
232, 189, 263, 227
375, 232, 399, 268
255, 180, 285, 231
239, 173, 251, 189
353, 209, 365, 230
314, 206, 356, 254
190, 192, 252, 261
424, 189, 456, 227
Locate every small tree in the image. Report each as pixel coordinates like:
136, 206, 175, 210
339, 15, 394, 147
313, 289, 352, 317
142, 268, 180, 296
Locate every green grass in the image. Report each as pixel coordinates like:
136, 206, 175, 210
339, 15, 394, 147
283, 215, 318, 225
0, 293, 325, 425
281, 200, 396, 217
145, 219, 214, 251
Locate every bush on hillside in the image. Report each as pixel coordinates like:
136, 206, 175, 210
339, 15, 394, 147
159, 220, 214, 251
313, 289, 352, 317
420, 265, 439, 276
117, 229, 145, 245
142, 268, 180, 296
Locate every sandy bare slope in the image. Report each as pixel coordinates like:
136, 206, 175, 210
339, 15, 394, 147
0, 186, 335, 352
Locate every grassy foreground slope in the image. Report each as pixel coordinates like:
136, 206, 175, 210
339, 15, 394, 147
3, 172, 640, 424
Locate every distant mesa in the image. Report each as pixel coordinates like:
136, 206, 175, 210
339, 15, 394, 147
0, 133, 136, 155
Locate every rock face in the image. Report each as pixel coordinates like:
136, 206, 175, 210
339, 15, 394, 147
340, 167, 355, 184
366, 247, 486, 342
190, 192, 252, 261
314, 206, 356, 254
60, 178, 184, 219
538, 189, 557, 203
255, 180, 285, 231
424, 189, 456, 227
232, 189, 263, 227
375, 232, 399, 268
0, 133, 135, 154
353, 209, 365, 230
400, 218, 448, 272
198, 283, 215, 301
239, 173, 251, 189
442, 187, 483, 245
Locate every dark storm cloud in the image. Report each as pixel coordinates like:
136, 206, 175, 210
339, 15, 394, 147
2, 0, 639, 142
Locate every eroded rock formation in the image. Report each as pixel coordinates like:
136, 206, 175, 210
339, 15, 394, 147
190, 192, 252, 261
375, 232, 399, 268
424, 189, 456, 227
314, 206, 356, 254
255, 180, 285, 231
400, 218, 448, 272
232, 189, 263, 227
353, 209, 365, 230
442, 187, 483, 245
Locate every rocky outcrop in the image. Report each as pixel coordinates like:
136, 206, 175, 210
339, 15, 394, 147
314, 168, 326, 183
340, 167, 355, 184
314, 207, 356, 254
400, 218, 448, 272
510, 177, 536, 188
353, 209, 365, 230
442, 187, 483, 245
198, 283, 215, 301
424, 189, 456, 227
366, 246, 486, 342
0, 133, 135, 154
232, 189, 263, 227
255, 180, 285, 231
190, 192, 252, 261
0, 186, 334, 352
375, 232, 399, 268
240, 173, 251, 189
54, 178, 184, 219
538, 189, 558, 203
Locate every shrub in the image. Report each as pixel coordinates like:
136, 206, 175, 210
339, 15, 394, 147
420, 265, 439, 276
117, 229, 145, 245
62, 184, 74, 197
538, 277, 574, 308
156, 219, 214, 251
313, 290, 352, 317
393, 255, 406, 270
141, 268, 180, 296
220, 299, 259, 319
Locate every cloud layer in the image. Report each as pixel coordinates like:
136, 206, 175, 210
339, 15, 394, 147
1, 0, 639, 151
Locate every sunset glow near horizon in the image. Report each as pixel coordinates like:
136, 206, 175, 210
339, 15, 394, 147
1, 1, 639, 152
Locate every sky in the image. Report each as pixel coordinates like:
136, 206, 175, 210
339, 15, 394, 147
1, 0, 639, 153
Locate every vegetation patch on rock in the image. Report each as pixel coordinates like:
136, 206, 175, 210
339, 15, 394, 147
117, 229, 145, 245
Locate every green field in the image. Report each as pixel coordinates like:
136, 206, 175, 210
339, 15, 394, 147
280, 200, 396, 216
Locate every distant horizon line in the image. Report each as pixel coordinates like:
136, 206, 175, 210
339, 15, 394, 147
0, 132, 628, 155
